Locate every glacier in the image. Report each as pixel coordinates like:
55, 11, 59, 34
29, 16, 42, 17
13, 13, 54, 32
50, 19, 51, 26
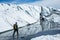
0, 3, 60, 37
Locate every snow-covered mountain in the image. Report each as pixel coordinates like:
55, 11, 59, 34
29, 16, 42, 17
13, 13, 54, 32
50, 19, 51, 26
0, 3, 40, 32
0, 3, 60, 36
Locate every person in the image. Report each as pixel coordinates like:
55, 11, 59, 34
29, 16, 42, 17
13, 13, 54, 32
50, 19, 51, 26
13, 22, 19, 38
40, 13, 45, 31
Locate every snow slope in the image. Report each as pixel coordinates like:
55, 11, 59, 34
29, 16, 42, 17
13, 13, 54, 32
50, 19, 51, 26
0, 4, 40, 32
0, 3, 60, 36
31, 34, 60, 40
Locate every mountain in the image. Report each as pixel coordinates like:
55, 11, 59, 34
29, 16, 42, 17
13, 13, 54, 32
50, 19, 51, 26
0, 3, 60, 36
0, 3, 40, 32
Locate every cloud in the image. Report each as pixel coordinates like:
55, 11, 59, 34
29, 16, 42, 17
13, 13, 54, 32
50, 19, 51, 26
1, 0, 59, 9
31, 0, 60, 9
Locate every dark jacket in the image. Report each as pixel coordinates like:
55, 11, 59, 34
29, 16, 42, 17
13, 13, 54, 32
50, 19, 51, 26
13, 24, 18, 30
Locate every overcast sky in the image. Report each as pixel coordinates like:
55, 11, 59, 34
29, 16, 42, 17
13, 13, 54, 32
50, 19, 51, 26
0, 0, 60, 9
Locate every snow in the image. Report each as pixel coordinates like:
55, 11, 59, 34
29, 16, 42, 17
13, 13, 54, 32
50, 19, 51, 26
0, 3, 60, 37
31, 34, 60, 40
0, 4, 40, 32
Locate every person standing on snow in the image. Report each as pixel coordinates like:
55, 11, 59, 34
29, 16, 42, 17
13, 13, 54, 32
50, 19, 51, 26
13, 22, 19, 37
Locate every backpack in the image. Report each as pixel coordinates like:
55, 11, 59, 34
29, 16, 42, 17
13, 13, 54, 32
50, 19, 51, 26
13, 24, 17, 30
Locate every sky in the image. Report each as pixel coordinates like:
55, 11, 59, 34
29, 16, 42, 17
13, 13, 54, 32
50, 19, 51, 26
0, 0, 41, 3
0, 0, 60, 9
31, 0, 60, 9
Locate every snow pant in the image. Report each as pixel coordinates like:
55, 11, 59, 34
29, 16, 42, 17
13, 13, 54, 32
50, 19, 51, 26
13, 29, 19, 37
